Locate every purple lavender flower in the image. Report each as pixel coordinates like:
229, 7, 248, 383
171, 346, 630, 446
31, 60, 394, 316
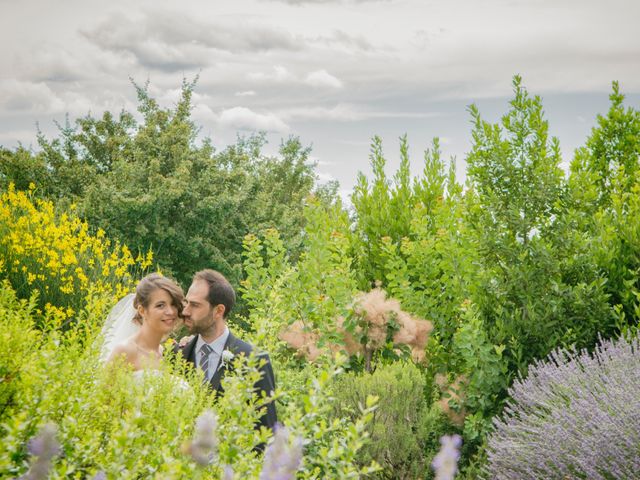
259, 423, 303, 480
432, 434, 462, 480
21, 423, 61, 480
92, 472, 107, 480
485, 334, 640, 479
189, 410, 218, 466
222, 464, 234, 480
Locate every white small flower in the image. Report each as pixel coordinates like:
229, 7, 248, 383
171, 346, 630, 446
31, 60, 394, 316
221, 349, 235, 366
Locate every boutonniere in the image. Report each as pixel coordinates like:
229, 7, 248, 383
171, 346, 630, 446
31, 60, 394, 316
220, 349, 235, 369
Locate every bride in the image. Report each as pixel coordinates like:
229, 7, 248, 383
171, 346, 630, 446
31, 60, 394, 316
101, 273, 184, 370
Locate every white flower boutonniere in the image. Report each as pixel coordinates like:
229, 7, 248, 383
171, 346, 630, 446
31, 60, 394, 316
220, 349, 235, 369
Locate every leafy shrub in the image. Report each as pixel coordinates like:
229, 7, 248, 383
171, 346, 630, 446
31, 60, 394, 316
0, 282, 41, 419
485, 334, 640, 479
0, 278, 377, 479
329, 361, 451, 479
0, 184, 151, 328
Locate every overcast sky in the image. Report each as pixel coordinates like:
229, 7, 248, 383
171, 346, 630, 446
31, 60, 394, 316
1, 0, 639, 196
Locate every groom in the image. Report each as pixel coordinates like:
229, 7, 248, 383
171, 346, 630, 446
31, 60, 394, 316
178, 269, 277, 431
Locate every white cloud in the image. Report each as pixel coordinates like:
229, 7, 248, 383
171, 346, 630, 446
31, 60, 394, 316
248, 65, 294, 83
263, 0, 391, 4
235, 90, 256, 97
280, 103, 440, 121
281, 104, 361, 121
305, 70, 343, 89
82, 10, 300, 72
317, 172, 335, 182
191, 104, 219, 126
0, 80, 65, 113
218, 106, 290, 133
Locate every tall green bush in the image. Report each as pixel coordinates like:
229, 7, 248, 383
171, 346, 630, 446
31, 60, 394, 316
466, 76, 612, 373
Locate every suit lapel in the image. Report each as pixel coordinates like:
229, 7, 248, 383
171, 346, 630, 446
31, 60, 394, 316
182, 335, 198, 365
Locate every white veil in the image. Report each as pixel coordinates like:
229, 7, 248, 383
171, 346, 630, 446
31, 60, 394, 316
99, 293, 139, 363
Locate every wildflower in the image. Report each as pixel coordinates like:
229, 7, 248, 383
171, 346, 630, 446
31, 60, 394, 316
222, 465, 234, 480
21, 423, 61, 480
187, 410, 218, 466
431, 434, 462, 480
259, 424, 303, 480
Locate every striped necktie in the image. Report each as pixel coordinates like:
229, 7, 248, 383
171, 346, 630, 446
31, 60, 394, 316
199, 344, 213, 380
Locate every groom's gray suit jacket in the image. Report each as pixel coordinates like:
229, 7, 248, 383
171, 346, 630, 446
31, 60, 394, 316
177, 332, 277, 432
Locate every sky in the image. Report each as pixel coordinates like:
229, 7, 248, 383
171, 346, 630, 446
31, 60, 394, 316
1, 0, 639, 198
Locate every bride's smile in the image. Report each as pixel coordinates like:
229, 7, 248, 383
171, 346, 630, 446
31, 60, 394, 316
140, 289, 180, 335
103, 273, 185, 371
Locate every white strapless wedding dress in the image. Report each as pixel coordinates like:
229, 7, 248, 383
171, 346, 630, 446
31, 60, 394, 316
131, 369, 191, 392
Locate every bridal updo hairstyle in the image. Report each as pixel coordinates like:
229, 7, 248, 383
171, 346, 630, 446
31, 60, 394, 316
132, 273, 184, 325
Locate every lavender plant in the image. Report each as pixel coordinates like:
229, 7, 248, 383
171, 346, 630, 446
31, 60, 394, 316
485, 334, 640, 479
432, 434, 462, 480
20, 423, 61, 480
186, 410, 219, 466
259, 424, 303, 480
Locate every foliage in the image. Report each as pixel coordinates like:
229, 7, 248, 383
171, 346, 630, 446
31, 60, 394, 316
0, 282, 41, 419
0, 147, 50, 194
0, 183, 151, 328
485, 333, 640, 480
351, 135, 414, 288
466, 76, 613, 373
0, 80, 324, 292
0, 280, 378, 479
572, 81, 640, 205
3, 74, 640, 477
240, 198, 358, 362
239, 77, 640, 477
569, 83, 640, 333
328, 361, 451, 479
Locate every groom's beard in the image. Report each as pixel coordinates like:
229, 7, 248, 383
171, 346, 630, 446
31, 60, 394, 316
183, 314, 214, 337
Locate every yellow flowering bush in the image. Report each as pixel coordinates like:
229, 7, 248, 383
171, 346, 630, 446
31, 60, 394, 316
0, 183, 153, 328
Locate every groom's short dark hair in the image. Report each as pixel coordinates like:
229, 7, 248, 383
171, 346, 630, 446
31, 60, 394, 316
193, 269, 236, 318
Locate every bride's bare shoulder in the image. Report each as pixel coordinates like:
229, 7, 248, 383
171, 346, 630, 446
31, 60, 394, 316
107, 339, 138, 364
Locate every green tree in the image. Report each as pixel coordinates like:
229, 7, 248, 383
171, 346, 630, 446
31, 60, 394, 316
0, 147, 50, 192
1, 79, 324, 293
567, 83, 640, 333
466, 76, 611, 373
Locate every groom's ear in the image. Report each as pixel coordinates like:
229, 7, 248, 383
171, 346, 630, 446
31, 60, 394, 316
215, 303, 226, 319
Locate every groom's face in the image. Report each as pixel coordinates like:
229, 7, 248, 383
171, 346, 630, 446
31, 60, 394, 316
183, 279, 221, 336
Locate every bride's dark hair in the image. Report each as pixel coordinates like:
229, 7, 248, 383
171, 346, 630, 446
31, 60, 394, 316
132, 273, 184, 325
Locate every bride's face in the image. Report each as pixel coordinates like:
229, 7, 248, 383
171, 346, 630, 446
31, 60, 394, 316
139, 288, 179, 334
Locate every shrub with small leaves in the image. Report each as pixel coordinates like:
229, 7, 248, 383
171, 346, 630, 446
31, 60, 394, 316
485, 334, 640, 479
329, 361, 450, 479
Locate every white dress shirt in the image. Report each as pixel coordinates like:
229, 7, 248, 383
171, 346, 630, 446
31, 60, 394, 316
195, 326, 229, 380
